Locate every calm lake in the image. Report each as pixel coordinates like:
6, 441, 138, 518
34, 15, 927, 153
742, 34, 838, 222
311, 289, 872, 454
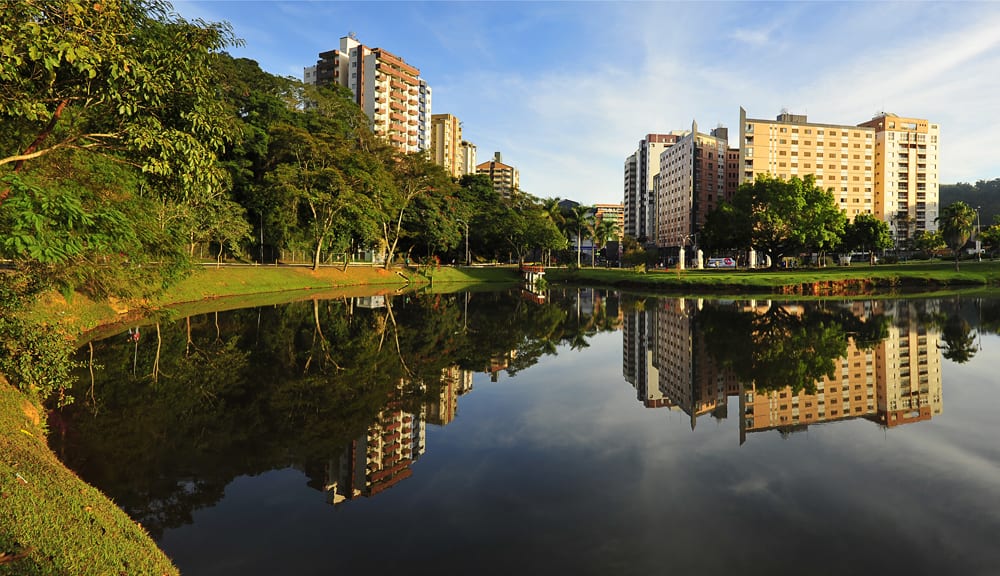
51, 289, 1000, 576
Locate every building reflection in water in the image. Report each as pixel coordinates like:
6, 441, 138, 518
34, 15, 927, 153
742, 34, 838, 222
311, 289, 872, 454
324, 366, 473, 505
623, 298, 944, 444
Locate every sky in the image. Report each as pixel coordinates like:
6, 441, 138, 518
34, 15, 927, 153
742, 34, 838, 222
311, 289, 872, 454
173, 1, 1000, 205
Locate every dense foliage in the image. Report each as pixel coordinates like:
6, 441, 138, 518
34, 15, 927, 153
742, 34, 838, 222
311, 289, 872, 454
0, 0, 579, 399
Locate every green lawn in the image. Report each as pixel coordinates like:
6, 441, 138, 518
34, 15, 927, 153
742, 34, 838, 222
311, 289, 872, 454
547, 260, 1000, 295
0, 378, 178, 576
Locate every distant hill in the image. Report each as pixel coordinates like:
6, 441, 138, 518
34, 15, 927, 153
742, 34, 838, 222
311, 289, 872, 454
940, 178, 1000, 227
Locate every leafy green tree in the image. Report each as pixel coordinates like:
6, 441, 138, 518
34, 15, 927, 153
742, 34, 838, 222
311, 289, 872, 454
266, 122, 360, 269
843, 213, 892, 264
456, 174, 501, 263
376, 152, 447, 268
0, 0, 237, 205
802, 183, 847, 263
912, 230, 945, 257
728, 175, 844, 268
211, 55, 298, 262
936, 201, 977, 270
981, 221, 1000, 258
700, 202, 750, 254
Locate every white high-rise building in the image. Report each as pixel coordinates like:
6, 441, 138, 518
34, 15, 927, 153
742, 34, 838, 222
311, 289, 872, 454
624, 134, 681, 242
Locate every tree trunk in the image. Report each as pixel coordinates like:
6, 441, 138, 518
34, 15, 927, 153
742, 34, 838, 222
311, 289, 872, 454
313, 239, 322, 271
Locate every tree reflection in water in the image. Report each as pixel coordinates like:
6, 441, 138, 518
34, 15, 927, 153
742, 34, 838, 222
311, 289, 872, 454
51, 291, 976, 538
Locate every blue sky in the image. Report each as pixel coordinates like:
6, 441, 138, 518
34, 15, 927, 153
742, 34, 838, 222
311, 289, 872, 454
174, 1, 1000, 205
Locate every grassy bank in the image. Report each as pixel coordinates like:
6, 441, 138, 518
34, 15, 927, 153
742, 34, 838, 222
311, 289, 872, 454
27, 264, 519, 342
0, 263, 517, 575
547, 260, 1000, 295
0, 377, 178, 576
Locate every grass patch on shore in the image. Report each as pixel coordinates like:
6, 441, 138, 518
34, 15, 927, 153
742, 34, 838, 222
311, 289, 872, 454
0, 378, 178, 576
26, 265, 519, 341
548, 260, 1000, 293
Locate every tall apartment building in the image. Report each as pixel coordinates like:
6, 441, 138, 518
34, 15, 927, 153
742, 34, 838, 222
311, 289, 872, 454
623, 153, 639, 237
656, 122, 731, 248
739, 108, 876, 220
308, 34, 431, 154
476, 152, 519, 198
624, 134, 681, 242
430, 114, 463, 178
858, 113, 940, 239
458, 140, 478, 177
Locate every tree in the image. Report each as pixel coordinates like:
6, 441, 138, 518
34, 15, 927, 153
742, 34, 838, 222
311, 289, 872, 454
377, 152, 452, 268
912, 230, 945, 258
0, 0, 237, 205
980, 220, 1000, 258
843, 213, 892, 264
936, 201, 977, 271
266, 122, 358, 270
564, 204, 593, 267
728, 175, 843, 268
802, 183, 847, 264
591, 218, 617, 266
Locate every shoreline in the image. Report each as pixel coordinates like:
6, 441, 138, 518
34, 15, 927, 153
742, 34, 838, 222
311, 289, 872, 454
2, 260, 997, 574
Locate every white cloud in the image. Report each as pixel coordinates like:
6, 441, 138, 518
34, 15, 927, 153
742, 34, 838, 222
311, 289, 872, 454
172, 1, 1000, 204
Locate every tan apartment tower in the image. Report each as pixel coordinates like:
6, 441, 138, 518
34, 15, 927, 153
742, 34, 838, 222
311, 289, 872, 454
476, 152, 519, 198
739, 108, 875, 220
431, 114, 463, 178
309, 34, 432, 153
858, 114, 940, 240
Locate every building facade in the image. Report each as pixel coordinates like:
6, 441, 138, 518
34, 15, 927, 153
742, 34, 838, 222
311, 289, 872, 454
739, 108, 876, 221
308, 34, 431, 154
858, 113, 940, 239
476, 152, 520, 198
458, 140, 478, 177
430, 113, 463, 178
656, 122, 730, 248
624, 134, 681, 242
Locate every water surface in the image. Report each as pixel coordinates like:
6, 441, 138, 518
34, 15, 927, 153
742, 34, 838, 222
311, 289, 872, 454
53, 291, 1000, 575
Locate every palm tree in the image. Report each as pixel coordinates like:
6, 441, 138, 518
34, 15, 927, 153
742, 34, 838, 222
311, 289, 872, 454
540, 197, 564, 265
565, 205, 593, 267
937, 201, 977, 271
590, 218, 617, 267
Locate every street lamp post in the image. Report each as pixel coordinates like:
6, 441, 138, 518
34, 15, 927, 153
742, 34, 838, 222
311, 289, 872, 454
457, 219, 470, 265
976, 206, 982, 262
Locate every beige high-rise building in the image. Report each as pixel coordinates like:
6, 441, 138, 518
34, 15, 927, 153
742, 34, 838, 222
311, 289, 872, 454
458, 140, 477, 177
739, 108, 876, 220
309, 34, 431, 154
430, 114, 463, 178
858, 114, 940, 239
476, 152, 519, 198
